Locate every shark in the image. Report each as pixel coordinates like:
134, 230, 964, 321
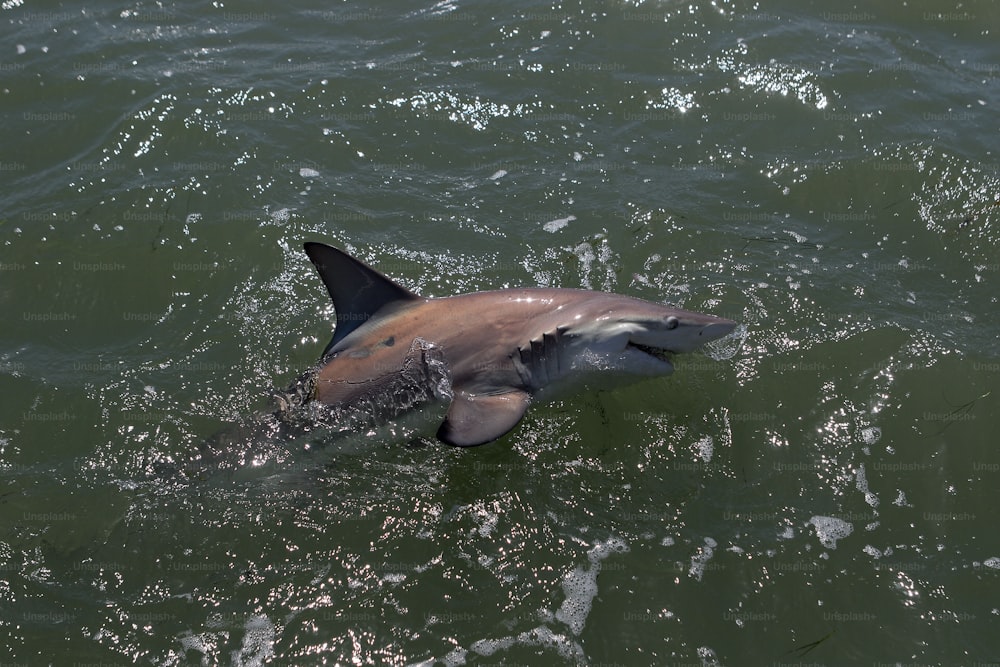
274, 242, 738, 448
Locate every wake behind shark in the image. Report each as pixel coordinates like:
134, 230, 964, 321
265, 242, 737, 447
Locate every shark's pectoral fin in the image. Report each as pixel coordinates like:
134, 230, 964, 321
437, 390, 531, 447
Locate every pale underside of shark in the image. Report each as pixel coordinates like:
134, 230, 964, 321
280, 242, 737, 447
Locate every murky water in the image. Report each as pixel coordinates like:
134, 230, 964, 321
3, 0, 999, 664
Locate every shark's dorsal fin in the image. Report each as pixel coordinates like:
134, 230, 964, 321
437, 389, 531, 447
304, 242, 421, 354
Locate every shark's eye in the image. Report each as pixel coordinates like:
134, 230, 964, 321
665, 316, 679, 330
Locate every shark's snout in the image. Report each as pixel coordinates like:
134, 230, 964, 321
699, 319, 737, 343
623, 312, 738, 360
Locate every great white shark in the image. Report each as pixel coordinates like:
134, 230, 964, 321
271, 242, 737, 448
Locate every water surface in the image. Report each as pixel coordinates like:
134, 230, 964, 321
2, 0, 999, 664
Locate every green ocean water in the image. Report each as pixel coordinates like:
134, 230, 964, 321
2, 0, 1000, 664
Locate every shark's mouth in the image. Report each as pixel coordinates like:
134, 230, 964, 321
629, 342, 674, 364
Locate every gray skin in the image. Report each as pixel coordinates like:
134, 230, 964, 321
303, 242, 737, 447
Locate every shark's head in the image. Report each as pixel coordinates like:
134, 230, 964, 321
564, 295, 737, 377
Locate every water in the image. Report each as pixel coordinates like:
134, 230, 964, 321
3, 0, 999, 664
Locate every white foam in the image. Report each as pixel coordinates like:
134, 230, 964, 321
476, 506, 498, 537
232, 615, 275, 667
854, 464, 879, 508
458, 535, 628, 664
555, 536, 628, 635
430, 647, 467, 666
554, 566, 593, 634
542, 215, 575, 233
689, 537, 717, 581
809, 515, 853, 549
859, 426, 881, 445
693, 436, 714, 463
697, 645, 722, 666
471, 625, 585, 662
177, 631, 214, 661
